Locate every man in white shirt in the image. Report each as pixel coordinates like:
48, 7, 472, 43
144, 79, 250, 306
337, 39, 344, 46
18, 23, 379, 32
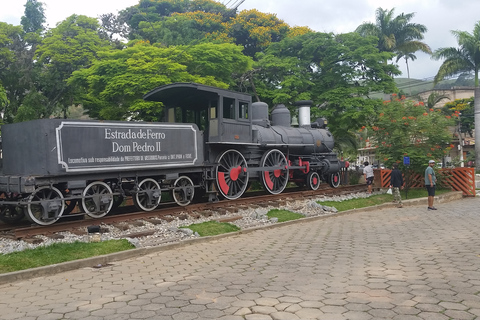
363, 161, 374, 194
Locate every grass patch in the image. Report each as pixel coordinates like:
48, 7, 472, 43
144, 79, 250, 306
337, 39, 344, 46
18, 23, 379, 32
182, 221, 240, 236
267, 209, 304, 222
318, 188, 451, 212
0, 239, 134, 274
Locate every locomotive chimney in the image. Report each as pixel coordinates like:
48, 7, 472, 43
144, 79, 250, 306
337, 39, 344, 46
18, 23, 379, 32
294, 100, 313, 127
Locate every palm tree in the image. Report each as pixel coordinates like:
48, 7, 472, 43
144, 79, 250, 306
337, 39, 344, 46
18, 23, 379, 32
432, 21, 480, 170
396, 50, 416, 79
356, 8, 431, 70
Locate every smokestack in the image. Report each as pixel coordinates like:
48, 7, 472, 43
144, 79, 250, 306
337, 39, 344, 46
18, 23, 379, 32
294, 100, 313, 127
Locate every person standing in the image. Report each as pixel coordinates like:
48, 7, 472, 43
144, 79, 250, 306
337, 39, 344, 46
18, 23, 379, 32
363, 161, 374, 194
390, 163, 404, 208
425, 160, 437, 210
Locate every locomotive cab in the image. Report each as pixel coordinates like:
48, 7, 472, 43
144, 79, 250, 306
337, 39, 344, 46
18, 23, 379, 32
144, 82, 253, 148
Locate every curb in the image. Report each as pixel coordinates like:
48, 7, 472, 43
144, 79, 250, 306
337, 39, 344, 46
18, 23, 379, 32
0, 191, 465, 285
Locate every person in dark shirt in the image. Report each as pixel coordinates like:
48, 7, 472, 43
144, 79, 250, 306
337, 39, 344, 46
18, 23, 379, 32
390, 163, 404, 208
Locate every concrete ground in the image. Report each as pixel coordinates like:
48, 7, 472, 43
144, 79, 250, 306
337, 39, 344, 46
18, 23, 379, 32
0, 194, 479, 320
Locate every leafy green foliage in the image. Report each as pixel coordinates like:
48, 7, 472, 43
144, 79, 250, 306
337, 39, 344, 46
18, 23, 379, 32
68, 41, 246, 120
433, 22, 480, 86
9, 14, 114, 121
0, 83, 7, 116
0, 22, 27, 122
253, 31, 399, 137
120, 0, 229, 42
21, 0, 45, 34
137, 11, 226, 46
355, 8, 430, 54
442, 97, 474, 137
432, 21, 480, 170
225, 9, 290, 57
364, 97, 455, 173
182, 42, 253, 86
0, 240, 134, 273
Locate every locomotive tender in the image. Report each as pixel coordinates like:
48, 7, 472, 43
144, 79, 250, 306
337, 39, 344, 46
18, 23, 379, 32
0, 83, 345, 225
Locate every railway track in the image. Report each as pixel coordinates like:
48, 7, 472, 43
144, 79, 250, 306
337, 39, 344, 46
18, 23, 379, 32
1, 184, 367, 241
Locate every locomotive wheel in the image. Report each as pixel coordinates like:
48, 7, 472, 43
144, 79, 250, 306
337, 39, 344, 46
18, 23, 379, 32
216, 149, 249, 200
173, 176, 195, 206
260, 149, 289, 195
81, 181, 114, 218
0, 205, 25, 223
133, 178, 161, 211
27, 186, 65, 226
307, 171, 321, 191
328, 172, 341, 188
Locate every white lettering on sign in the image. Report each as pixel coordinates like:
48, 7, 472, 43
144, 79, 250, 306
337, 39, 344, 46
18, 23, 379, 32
104, 128, 166, 140
106, 128, 166, 153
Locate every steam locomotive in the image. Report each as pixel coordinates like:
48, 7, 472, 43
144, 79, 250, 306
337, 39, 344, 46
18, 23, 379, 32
0, 83, 345, 225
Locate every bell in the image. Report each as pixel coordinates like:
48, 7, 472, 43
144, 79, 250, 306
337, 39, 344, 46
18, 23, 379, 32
291, 116, 299, 126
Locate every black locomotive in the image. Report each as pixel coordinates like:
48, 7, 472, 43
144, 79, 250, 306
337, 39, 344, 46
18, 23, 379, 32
0, 83, 345, 225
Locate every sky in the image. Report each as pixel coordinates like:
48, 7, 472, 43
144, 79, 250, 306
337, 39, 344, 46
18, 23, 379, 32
1, 0, 479, 80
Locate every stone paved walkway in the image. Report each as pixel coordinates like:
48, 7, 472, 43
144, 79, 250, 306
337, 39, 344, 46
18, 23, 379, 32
1, 197, 480, 319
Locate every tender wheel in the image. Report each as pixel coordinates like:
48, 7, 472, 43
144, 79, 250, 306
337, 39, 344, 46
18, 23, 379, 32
173, 176, 195, 206
27, 186, 65, 226
0, 205, 25, 223
261, 149, 289, 195
81, 181, 113, 218
307, 171, 321, 190
216, 149, 249, 200
328, 172, 341, 188
134, 178, 161, 211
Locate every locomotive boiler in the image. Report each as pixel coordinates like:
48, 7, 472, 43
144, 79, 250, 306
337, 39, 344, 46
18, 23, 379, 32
0, 82, 345, 225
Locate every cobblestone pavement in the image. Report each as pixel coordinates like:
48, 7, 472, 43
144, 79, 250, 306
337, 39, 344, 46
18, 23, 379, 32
1, 197, 480, 320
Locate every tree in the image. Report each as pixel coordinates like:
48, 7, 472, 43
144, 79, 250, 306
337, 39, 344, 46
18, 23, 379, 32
224, 9, 290, 57
0, 83, 8, 116
252, 31, 399, 138
442, 97, 475, 137
136, 11, 226, 45
182, 42, 252, 86
33, 14, 113, 119
20, 0, 45, 34
365, 97, 455, 173
432, 21, 480, 170
356, 7, 431, 73
118, 0, 228, 42
68, 42, 246, 121
0, 1, 47, 123
395, 50, 416, 79
0, 22, 27, 122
